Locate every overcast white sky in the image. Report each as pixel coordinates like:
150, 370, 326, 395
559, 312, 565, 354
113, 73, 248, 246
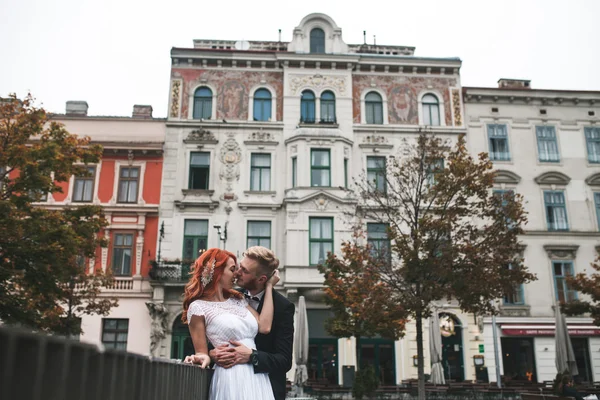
1, 0, 599, 118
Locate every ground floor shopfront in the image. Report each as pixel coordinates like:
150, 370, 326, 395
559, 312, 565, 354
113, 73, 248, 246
482, 318, 600, 384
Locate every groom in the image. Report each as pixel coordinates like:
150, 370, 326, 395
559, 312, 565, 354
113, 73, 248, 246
214, 246, 295, 400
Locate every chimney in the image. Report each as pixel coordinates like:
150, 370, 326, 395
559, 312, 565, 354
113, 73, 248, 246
132, 104, 153, 119
66, 101, 88, 116
497, 79, 531, 90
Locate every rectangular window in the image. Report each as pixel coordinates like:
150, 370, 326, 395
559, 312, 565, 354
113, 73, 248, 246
111, 233, 133, 276
73, 166, 96, 202
487, 124, 510, 161
536, 126, 560, 162
585, 127, 600, 163
493, 189, 516, 228
250, 154, 271, 191
553, 261, 577, 303
117, 167, 139, 203
309, 217, 333, 265
544, 191, 569, 231
344, 159, 348, 189
292, 157, 297, 188
595, 193, 600, 231
503, 264, 524, 305
189, 152, 210, 190
367, 223, 390, 261
247, 221, 271, 248
311, 149, 331, 187
426, 158, 444, 186
182, 220, 208, 260
102, 319, 129, 350
367, 156, 386, 193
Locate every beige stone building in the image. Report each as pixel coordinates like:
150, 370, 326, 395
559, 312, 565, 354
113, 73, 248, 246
464, 79, 600, 383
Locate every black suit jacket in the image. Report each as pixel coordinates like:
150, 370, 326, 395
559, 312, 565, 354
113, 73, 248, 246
255, 288, 295, 400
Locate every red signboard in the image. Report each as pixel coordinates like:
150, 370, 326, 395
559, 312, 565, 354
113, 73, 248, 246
502, 328, 600, 336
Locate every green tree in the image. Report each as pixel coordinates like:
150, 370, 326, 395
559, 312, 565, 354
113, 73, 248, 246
318, 232, 407, 371
561, 259, 600, 325
345, 132, 535, 400
0, 94, 116, 336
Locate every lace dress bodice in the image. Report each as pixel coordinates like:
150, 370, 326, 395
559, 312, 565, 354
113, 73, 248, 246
187, 297, 258, 348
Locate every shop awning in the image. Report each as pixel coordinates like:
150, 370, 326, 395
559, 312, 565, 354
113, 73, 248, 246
501, 325, 600, 336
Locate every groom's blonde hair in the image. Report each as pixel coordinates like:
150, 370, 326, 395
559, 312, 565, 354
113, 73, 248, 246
244, 246, 279, 277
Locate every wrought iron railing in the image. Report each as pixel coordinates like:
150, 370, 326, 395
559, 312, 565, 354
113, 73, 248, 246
149, 260, 193, 282
0, 325, 212, 400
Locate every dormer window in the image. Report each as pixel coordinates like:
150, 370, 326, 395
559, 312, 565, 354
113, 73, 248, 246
310, 28, 325, 53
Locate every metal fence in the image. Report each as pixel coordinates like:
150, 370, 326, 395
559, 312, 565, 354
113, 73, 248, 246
0, 325, 212, 400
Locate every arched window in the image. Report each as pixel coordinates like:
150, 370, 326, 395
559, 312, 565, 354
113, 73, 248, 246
253, 89, 272, 121
193, 87, 212, 120
422, 94, 440, 126
365, 92, 383, 124
301, 90, 316, 123
320, 91, 336, 123
310, 28, 325, 54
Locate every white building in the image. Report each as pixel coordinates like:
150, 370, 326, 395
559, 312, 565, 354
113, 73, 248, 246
153, 12, 483, 386
464, 79, 600, 383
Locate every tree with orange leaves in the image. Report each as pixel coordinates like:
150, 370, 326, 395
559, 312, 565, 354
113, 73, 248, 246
318, 231, 408, 360
323, 132, 534, 400
0, 94, 116, 337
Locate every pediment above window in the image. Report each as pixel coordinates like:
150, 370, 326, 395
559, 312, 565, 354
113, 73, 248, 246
585, 172, 600, 186
494, 170, 521, 185
544, 244, 579, 259
183, 128, 218, 144
534, 171, 571, 186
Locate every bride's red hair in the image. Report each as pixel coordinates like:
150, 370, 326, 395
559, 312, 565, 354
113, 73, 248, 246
181, 248, 243, 324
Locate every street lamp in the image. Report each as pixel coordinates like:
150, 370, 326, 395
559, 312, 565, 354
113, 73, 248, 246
213, 222, 228, 249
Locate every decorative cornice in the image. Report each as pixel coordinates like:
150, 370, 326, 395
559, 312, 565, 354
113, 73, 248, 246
534, 171, 571, 186
494, 170, 522, 185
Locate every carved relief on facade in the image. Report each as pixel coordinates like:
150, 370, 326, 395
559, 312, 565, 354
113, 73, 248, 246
146, 302, 170, 356
313, 195, 329, 211
352, 75, 457, 125
172, 69, 283, 121
451, 88, 463, 126
247, 131, 275, 142
219, 133, 242, 193
184, 128, 218, 143
170, 79, 182, 118
362, 135, 389, 145
289, 74, 347, 95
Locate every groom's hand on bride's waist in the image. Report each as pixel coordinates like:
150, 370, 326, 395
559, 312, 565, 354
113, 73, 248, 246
209, 342, 251, 369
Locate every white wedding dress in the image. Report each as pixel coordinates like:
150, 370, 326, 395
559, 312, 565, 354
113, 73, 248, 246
187, 297, 275, 400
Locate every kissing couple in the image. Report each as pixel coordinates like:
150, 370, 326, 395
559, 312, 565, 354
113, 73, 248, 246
183, 246, 295, 400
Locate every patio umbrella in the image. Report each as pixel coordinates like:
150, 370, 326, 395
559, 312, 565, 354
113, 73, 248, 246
294, 296, 309, 396
555, 305, 578, 376
429, 312, 446, 385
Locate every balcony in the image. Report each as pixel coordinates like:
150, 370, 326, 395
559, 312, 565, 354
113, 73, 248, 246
149, 260, 193, 283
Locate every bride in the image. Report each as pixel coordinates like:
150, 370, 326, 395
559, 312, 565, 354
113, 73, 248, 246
182, 248, 279, 400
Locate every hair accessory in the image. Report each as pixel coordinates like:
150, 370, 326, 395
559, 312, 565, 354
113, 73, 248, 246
201, 258, 216, 287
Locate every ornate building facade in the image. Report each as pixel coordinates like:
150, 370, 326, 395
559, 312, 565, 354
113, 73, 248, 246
50, 102, 165, 355
464, 80, 600, 383
152, 13, 477, 385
